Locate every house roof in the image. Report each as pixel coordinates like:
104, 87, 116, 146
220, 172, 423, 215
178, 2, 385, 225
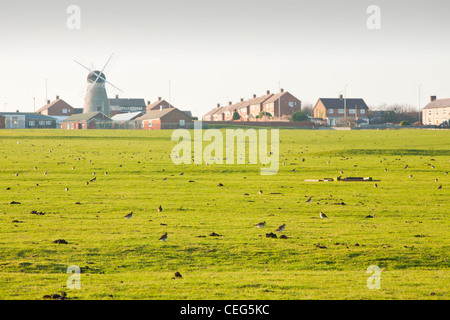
423, 99, 450, 109
317, 98, 369, 109
109, 98, 146, 107
146, 99, 175, 110
61, 112, 111, 122
111, 112, 144, 121
263, 92, 288, 104
137, 108, 178, 121
203, 106, 223, 117
0, 112, 57, 121
249, 93, 274, 106
36, 98, 73, 113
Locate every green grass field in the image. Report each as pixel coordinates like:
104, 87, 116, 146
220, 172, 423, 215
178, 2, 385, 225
0, 128, 448, 300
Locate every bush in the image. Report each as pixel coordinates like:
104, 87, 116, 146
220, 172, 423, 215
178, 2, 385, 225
399, 120, 410, 126
291, 111, 308, 122
258, 111, 272, 119
232, 111, 241, 120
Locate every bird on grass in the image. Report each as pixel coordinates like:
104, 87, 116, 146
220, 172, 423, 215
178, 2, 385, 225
319, 212, 327, 219
438, 185, 442, 190
159, 232, 168, 242
306, 196, 312, 203
254, 221, 266, 228
157, 205, 162, 212
374, 183, 378, 188
435, 178, 438, 182
409, 175, 413, 178
275, 224, 286, 232
259, 189, 263, 194
65, 187, 69, 192
384, 168, 387, 172
124, 212, 133, 219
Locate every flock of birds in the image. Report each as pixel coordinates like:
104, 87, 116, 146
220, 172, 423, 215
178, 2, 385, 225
8, 144, 447, 245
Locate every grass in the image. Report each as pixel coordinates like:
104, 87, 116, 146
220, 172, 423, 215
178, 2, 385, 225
0, 128, 448, 299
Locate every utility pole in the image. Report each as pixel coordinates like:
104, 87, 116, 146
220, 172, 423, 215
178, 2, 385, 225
278, 81, 281, 121
419, 84, 422, 124
169, 80, 171, 107
344, 84, 348, 126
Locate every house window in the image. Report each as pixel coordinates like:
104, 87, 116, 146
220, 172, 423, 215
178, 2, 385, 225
71, 123, 74, 129
148, 120, 152, 127
349, 109, 356, 114
328, 109, 334, 114
428, 111, 432, 115
46, 121, 52, 125
338, 109, 345, 114
360, 109, 366, 114
29, 121, 35, 126
39, 121, 45, 125
179, 119, 185, 127
62, 109, 67, 114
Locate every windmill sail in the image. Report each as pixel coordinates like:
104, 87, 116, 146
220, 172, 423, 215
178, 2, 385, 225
74, 54, 123, 116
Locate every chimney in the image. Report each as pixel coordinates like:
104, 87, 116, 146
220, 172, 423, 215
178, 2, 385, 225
280, 88, 284, 93
240, 98, 244, 102
115, 94, 119, 99
217, 103, 220, 108
339, 94, 343, 99
147, 101, 151, 105
266, 90, 270, 95
253, 94, 257, 98
431, 96, 437, 102
47, 100, 51, 104
229, 101, 232, 105
56, 95, 60, 100
158, 97, 162, 101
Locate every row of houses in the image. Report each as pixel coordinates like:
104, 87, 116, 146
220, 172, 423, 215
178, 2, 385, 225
202, 89, 301, 122
202, 90, 371, 126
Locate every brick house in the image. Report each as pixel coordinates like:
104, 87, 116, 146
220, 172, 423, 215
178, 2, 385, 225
422, 96, 450, 126
60, 112, 111, 129
138, 108, 193, 130
36, 96, 78, 124
260, 89, 301, 120
202, 104, 223, 121
313, 95, 369, 126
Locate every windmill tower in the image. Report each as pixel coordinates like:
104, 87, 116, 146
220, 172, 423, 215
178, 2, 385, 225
74, 54, 122, 115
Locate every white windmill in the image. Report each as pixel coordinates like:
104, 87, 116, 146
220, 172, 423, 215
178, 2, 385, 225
74, 54, 123, 115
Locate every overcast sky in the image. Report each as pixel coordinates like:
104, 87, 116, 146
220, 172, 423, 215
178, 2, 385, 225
1, 0, 449, 116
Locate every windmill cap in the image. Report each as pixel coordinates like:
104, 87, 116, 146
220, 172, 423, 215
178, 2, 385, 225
87, 70, 106, 83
